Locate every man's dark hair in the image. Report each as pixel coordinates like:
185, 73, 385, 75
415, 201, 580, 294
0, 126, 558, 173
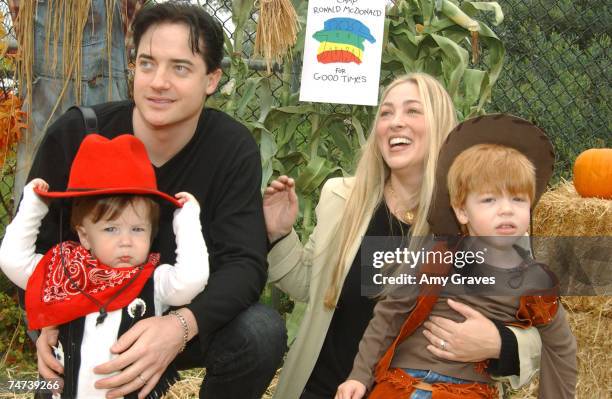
132, 2, 224, 72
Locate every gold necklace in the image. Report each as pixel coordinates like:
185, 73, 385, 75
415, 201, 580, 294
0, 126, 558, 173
386, 182, 417, 224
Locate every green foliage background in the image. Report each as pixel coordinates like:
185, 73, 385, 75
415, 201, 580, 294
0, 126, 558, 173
488, 0, 611, 181
0, 0, 609, 375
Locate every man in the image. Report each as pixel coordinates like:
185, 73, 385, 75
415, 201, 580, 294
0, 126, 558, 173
29, 3, 286, 398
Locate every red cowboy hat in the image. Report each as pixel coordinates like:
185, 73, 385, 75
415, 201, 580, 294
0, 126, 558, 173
35, 134, 182, 207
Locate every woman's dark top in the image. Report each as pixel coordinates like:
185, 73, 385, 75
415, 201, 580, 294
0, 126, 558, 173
304, 203, 408, 396
303, 202, 519, 397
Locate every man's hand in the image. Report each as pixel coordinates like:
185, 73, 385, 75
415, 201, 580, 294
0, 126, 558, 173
335, 379, 366, 399
423, 298, 501, 362
93, 311, 192, 399
36, 326, 64, 396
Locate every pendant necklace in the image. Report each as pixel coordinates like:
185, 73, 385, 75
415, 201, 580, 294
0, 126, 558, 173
387, 181, 417, 225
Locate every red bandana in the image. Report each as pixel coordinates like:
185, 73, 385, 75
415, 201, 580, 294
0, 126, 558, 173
25, 241, 158, 329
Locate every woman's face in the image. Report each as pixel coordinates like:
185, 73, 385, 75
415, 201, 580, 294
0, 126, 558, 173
375, 81, 429, 175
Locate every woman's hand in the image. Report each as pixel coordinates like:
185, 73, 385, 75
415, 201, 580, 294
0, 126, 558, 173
423, 298, 501, 362
36, 326, 64, 395
263, 175, 298, 243
335, 380, 366, 399
93, 310, 195, 399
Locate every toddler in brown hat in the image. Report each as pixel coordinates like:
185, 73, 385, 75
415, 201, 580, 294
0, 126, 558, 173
337, 115, 576, 399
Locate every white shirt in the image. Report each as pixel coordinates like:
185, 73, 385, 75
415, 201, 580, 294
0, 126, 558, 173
0, 182, 209, 398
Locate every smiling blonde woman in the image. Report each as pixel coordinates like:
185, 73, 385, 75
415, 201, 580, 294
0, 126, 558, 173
264, 73, 543, 399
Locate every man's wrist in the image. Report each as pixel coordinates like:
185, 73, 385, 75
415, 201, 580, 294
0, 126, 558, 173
176, 308, 198, 341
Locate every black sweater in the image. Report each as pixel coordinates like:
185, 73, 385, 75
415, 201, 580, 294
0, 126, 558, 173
27, 101, 268, 354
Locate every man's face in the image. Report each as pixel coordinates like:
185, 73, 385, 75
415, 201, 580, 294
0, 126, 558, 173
133, 22, 222, 130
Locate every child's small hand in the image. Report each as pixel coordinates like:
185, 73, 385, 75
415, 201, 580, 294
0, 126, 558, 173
30, 178, 49, 193
26, 178, 51, 206
335, 379, 366, 399
174, 192, 199, 207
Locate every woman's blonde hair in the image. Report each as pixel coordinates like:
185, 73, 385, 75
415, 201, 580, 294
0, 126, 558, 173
323, 73, 457, 309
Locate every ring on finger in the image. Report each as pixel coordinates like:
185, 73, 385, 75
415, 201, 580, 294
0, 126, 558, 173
439, 339, 446, 351
137, 374, 147, 385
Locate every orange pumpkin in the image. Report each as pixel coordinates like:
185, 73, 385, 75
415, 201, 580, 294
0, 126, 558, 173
573, 148, 612, 199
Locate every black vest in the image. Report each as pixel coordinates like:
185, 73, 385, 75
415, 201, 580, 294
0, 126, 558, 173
52, 277, 179, 398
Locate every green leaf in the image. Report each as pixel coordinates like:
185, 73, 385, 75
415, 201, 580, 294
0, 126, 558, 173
462, 2, 504, 26
295, 156, 339, 194
328, 121, 353, 158
231, 0, 255, 33
308, 113, 321, 159
258, 78, 273, 123
351, 115, 367, 146
439, 0, 479, 31
475, 23, 505, 111
261, 159, 273, 190
462, 68, 486, 113
260, 128, 277, 161
258, 127, 277, 189
477, 22, 504, 84
424, 16, 457, 34
222, 29, 234, 55
393, 28, 419, 55
421, 0, 436, 26
386, 42, 417, 73
429, 34, 468, 96
276, 151, 307, 174
236, 76, 262, 118
277, 117, 303, 149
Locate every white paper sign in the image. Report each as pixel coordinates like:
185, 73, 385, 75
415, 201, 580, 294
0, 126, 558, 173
299, 0, 386, 106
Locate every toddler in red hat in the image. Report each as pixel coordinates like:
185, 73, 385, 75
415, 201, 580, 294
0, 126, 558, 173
0, 134, 209, 398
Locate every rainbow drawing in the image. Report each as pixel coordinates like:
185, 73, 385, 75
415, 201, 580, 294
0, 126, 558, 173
314, 17, 375, 65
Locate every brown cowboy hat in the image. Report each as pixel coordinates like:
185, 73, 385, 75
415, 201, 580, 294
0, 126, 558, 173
35, 134, 182, 207
428, 114, 555, 236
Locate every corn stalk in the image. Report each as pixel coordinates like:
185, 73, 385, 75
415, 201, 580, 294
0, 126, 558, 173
384, 0, 505, 118
213, 0, 506, 325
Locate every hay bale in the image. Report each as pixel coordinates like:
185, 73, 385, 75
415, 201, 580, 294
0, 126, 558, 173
533, 180, 612, 236
164, 368, 279, 398
522, 184, 611, 397
156, 300, 612, 399
509, 296, 612, 399
163, 368, 204, 398
532, 180, 611, 295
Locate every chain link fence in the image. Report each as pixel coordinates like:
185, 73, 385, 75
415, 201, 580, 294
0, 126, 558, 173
203, 0, 610, 180
0, 0, 610, 252
0, 0, 608, 373
487, 0, 611, 180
